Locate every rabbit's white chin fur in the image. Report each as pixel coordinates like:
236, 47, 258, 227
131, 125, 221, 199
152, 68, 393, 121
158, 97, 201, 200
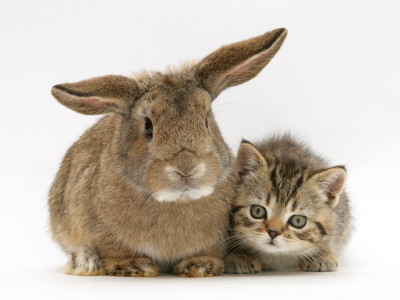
153, 186, 214, 202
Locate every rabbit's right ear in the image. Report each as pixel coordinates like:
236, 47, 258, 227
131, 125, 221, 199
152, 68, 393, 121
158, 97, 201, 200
51, 75, 139, 115
196, 28, 287, 99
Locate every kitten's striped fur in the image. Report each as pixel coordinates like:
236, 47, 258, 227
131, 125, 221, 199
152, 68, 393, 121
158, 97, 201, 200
225, 135, 352, 272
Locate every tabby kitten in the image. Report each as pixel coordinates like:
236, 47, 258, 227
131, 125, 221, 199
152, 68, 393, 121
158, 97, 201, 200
225, 135, 352, 273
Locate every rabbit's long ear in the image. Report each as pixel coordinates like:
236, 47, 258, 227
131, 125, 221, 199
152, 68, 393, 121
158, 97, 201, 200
196, 28, 287, 99
51, 75, 139, 115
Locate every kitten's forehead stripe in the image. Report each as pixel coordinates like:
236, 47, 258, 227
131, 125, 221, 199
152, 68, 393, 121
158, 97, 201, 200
265, 193, 271, 205
291, 200, 298, 212
290, 175, 304, 199
265, 160, 310, 207
270, 166, 277, 192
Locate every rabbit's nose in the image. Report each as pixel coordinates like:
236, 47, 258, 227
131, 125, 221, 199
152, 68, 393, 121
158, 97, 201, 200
171, 168, 198, 188
172, 150, 204, 178
175, 165, 202, 178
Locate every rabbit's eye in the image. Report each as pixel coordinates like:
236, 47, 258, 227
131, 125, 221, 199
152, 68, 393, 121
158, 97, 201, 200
205, 118, 209, 128
144, 117, 153, 138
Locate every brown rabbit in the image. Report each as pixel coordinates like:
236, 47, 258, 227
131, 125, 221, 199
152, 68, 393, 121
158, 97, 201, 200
49, 28, 287, 277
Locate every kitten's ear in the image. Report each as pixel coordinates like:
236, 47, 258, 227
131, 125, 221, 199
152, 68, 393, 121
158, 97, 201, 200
51, 75, 139, 115
311, 166, 346, 208
236, 141, 267, 177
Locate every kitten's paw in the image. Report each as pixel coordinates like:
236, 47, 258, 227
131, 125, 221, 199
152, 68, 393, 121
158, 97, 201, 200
298, 252, 338, 272
103, 257, 159, 277
174, 256, 223, 277
224, 254, 262, 274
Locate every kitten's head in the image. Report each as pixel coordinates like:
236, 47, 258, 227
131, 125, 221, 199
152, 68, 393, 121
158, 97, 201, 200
231, 141, 346, 257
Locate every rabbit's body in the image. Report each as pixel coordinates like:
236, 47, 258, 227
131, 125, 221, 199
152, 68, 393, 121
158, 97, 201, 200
49, 28, 287, 276
50, 115, 233, 274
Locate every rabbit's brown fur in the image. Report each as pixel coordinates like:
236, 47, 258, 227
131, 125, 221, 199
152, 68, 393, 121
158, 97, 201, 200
49, 28, 287, 277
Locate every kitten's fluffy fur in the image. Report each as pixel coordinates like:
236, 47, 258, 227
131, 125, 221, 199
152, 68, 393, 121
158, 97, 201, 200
225, 135, 352, 273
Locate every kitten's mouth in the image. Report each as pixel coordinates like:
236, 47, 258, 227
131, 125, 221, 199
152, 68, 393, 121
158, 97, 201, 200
260, 241, 284, 253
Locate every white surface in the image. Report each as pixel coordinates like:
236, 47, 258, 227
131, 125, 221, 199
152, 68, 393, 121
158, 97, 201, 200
1, 1, 399, 299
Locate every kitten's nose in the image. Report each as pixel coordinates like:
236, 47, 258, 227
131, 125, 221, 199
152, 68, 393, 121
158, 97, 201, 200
267, 229, 281, 240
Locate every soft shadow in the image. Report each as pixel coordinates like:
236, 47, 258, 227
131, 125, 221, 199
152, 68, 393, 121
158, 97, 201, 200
222, 270, 313, 278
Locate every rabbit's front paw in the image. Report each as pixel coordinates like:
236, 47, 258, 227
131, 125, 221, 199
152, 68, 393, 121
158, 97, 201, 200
298, 251, 338, 272
64, 249, 106, 276
224, 254, 262, 274
174, 256, 223, 277
103, 257, 159, 277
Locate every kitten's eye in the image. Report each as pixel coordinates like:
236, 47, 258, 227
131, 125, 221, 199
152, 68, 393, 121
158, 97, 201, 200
205, 118, 209, 128
289, 215, 307, 229
250, 205, 267, 219
144, 117, 153, 138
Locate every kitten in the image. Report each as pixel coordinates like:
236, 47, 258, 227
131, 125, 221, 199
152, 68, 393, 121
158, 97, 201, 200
225, 135, 352, 273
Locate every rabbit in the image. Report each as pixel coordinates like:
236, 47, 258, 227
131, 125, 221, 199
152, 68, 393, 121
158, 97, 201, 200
49, 28, 288, 277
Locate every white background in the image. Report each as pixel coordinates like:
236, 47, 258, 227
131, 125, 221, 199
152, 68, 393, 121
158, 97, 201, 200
1, 0, 399, 299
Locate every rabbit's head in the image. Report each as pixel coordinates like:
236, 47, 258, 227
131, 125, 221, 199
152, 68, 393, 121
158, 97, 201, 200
51, 28, 287, 202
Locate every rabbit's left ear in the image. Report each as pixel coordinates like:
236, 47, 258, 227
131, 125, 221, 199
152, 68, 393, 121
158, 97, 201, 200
196, 28, 287, 99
